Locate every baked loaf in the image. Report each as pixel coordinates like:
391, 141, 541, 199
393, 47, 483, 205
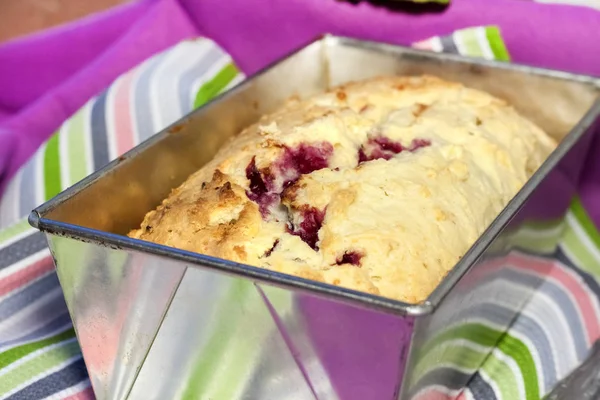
129, 75, 556, 303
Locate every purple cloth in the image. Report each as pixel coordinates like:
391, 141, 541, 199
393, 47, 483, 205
189, 0, 600, 76
0, 0, 599, 221
0, 0, 197, 190
299, 295, 414, 399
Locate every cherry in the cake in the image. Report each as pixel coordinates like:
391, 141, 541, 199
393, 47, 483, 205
245, 143, 333, 218
288, 207, 326, 250
358, 148, 369, 164
373, 136, 405, 154
358, 136, 431, 163
263, 239, 279, 257
279, 143, 333, 188
285, 143, 332, 174
246, 157, 267, 198
409, 138, 431, 150
335, 251, 363, 266
245, 157, 277, 216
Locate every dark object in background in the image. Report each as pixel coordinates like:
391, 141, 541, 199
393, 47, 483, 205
338, 0, 449, 14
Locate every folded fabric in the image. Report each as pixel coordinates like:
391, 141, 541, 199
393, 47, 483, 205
0, 36, 242, 400
2, 0, 600, 210
1, 19, 600, 399
0, 0, 196, 196
0, 1, 600, 399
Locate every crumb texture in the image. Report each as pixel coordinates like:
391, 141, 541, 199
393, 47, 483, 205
128, 75, 556, 303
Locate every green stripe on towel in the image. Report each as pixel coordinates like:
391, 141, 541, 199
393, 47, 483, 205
194, 63, 240, 109
486, 27, 511, 61
43, 133, 62, 201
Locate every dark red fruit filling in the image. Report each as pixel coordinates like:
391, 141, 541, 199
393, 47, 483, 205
336, 251, 363, 266
246, 157, 268, 198
358, 148, 369, 164
263, 239, 279, 257
279, 143, 333, 188
410, 138, 431, 149
245, 157, 277, 216
373, 136, 405, 153
245, 143, 333, 217
358, 136, 431, 163
288, 207, 326, 250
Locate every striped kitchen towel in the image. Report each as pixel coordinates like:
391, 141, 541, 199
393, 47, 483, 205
0, 38, 243, 400
0, 26, 599, 400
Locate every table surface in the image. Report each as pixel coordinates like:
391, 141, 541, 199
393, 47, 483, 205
0, 0, 128, 44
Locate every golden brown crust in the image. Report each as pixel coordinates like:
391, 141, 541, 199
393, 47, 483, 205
129, 169, 264, 263
129, 75, 556, 303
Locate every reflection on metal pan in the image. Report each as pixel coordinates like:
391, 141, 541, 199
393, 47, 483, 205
30, 35, 600, 400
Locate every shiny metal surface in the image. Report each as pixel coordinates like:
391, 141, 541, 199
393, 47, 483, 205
46, 235, 187, 400
401, 111, 599, 398
543, 340, 600, 400
128, 268, 317, 400
30, 36, 600, 399
259, 284, 414, 399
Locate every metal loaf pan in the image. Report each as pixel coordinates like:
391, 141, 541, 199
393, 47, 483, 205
29, 35, 600, 400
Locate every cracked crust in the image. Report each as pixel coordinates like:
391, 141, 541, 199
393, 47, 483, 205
129, 75, 557, 303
